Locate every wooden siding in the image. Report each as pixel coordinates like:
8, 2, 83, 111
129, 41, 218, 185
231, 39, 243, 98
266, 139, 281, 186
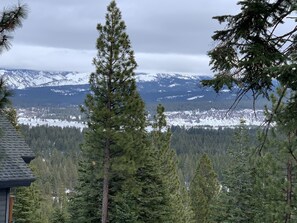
0, 189, 8, 223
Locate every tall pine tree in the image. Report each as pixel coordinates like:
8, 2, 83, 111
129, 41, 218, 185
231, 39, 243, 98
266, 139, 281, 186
73, 1, 168, 222
190, 153, 219, 223
152, 104, 194, 223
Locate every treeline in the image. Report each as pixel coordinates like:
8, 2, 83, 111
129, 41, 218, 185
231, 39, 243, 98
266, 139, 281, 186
21, 125, 254, 192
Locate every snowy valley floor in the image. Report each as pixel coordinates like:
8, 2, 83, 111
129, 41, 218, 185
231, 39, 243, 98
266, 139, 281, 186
17, 108, 265, 129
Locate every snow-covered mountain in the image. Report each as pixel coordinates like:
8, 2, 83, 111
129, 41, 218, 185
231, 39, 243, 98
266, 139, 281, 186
0, 68, 268, 110
0, 68, 210, 89
0, 69, 89, 89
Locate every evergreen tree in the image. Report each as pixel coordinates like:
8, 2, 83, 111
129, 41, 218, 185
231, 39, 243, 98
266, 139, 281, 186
255, 120, 297, 222
69, 148, 102, 223
152, 104, 194, 223
190, 154, 219, 223
13, 182, 42, 223
0, 78, 13, 110
50, 207, 68, 223
212, 149, 257, 221
252, 152, 287, 222
133, 151, 170, 223
202, 0, 297, 155
50, 194, 69, 223
75, 1, 167, 222
3, 107, 19, 129
50, 183, 69, 223
0, 3, 27, 110
211, 122, 287, 222
68, 146, 102, 223
203, 1, 297, 221
0, 3, 27, 53
203, 0, 296, 100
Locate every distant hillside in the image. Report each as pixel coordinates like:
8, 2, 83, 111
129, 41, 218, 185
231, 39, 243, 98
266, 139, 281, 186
1, 68, 268, 111
0, 68, 89, 89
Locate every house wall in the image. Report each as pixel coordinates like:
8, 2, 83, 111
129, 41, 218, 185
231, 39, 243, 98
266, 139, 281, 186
0, 189, 8, 223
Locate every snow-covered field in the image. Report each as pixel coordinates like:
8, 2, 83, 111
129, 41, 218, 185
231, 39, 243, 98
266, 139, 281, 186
18, 117, 86, 130
165, 109, 264, 129
17, 108, 265, 130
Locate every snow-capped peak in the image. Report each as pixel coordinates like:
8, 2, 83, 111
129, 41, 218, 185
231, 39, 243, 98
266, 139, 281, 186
0, 68, 210, 89
135, 72, 205, 82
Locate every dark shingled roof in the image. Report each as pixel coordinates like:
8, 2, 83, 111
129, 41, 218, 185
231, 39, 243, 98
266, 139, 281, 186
0, 113, 35, 188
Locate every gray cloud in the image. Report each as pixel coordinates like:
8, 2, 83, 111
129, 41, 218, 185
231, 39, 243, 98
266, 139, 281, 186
1, 0, 240, 74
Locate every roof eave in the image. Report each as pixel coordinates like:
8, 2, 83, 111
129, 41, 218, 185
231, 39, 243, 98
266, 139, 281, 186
0, 177, 36, 189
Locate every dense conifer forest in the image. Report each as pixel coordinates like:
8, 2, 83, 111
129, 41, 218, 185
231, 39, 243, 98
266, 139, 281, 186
16, 124, 256, 222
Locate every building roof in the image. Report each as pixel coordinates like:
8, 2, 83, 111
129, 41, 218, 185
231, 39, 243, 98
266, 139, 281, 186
0, 113, 35, 188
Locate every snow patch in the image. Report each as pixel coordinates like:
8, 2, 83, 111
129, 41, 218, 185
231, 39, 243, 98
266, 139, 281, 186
220, 89, 230, 93
168, 83, 180, 87
187, 95, 204, 100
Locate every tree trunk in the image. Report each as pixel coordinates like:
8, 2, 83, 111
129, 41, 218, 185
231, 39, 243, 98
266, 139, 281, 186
285, 159, 292, 223
102, 140, 110, 223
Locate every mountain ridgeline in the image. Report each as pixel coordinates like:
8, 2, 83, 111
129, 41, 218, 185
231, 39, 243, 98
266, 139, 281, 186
2, 68, 268, 111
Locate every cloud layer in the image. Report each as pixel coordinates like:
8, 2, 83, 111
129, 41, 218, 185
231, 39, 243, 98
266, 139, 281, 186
1, 0, 239, 74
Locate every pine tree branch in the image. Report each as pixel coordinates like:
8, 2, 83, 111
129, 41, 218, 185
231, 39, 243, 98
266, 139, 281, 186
258, 85, 288, 155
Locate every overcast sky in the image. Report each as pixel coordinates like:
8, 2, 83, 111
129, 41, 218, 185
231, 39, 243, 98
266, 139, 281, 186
1, 0, 240, 75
